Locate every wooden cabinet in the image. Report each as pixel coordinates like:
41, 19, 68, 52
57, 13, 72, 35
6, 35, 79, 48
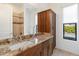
48, 38, 54, 55
38, 9, 56, 50
40, 40, 49, 56
17, 44, 42, 56
41, 38, 54, 56
38, 9, 56, 34
16, 37, 54, 56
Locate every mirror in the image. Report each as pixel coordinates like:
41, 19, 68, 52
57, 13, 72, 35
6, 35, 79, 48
24, 5, 38, 35
0, 4, 13, 39
0, 4, 24, 39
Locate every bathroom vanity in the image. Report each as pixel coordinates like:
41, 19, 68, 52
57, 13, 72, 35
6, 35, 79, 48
0, 33, 55, 56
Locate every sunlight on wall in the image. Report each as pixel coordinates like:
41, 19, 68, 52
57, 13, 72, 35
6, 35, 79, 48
63, 4, 78, 23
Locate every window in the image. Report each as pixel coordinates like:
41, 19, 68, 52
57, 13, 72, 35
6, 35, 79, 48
63, 4, 78, 41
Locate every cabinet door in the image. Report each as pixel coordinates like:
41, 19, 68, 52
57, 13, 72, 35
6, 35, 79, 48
38, 12, 44, 32
38, 10, 51, 33
44, 11, 50, 33
48, 38, 53, 55
33, 44, 42, 56
40, 40, 49, 56
17, 48, 33, 56
38, 13, 41, 32
17, 44, 41, 56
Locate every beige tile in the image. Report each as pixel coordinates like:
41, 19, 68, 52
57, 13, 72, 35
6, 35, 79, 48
52, 48, 78, 56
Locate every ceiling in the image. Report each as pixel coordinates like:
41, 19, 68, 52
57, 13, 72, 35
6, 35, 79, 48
7, 3, 76, 13
49, 3, 75, 8
24, 3, 50, 8
24, 3, 75, 8
9, 3, 75, 9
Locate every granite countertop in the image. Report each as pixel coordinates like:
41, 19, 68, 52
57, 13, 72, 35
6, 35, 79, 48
0, 33, 53, 56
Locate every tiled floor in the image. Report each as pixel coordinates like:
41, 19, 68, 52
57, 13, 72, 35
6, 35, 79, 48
52, 48, 78, 56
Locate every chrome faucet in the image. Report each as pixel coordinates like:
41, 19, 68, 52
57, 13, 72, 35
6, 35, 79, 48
13, 34, 17, 40
19, 33, 23, 40
13, 33, 23, 42
32, 25, 38, 38
33, 25, 38, 35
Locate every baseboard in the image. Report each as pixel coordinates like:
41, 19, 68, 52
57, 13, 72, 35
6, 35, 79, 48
55, 48, 79, 56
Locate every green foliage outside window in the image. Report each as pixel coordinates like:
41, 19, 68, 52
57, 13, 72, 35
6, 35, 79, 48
64, 26, 75, 33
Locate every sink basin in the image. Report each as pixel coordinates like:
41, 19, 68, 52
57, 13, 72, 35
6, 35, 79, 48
9, 40, 34, 51
29, 38, 38, 44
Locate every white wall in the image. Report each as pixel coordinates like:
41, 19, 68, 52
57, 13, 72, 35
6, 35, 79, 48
49, 3, 79, 55
0, 4, 13, 39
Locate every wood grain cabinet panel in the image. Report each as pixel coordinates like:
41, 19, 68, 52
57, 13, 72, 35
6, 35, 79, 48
38, 9, 56, 34
48, 38, 54, 55
41, 40, 49, 56
38, 9, 56, 50
17, 44, 42, 56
